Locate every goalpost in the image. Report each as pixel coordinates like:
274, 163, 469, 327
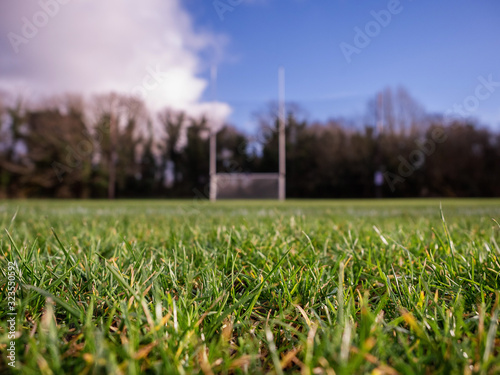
209, 67, 286, 201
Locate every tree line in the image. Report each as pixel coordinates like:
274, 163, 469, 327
0, 88, 499, 199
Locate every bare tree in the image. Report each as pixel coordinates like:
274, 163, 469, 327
366, 86, 426, 136
89, 93, 151, 198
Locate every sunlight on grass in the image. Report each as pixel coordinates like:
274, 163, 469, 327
1, 199, 499, 374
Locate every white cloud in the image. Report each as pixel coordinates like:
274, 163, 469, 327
0, 0, 231, 125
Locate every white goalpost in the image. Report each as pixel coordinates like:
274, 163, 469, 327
278, 66, 286, 201
209, 66, 218, 202
209, 67, 286, 201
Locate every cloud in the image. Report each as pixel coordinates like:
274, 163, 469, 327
0, 0, 230, 124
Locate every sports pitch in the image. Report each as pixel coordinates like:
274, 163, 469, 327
1, 199, 500, 374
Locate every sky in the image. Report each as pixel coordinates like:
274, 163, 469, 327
1, 0, 500, 133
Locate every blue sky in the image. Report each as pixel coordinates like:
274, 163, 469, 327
186, 0, 500, 131
1, 0, 499, 133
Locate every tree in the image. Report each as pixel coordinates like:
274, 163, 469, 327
19, 97, 92, 197
90, 94, 148, 198
366, 86, 426, 136
216, 125, 250, 173
158, 109, 186, 191
181, 116, 210, 196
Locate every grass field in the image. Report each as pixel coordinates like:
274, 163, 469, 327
1, 199, 500, 374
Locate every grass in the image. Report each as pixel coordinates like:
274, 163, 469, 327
0, 199, 499, 374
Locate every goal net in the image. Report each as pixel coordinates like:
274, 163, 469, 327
214, 173, 280, 199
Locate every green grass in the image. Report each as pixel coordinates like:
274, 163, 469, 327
1, 199, 500, 374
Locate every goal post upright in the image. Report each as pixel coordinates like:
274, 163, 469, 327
278, 66, 286, 201
209, 131, 217, 202
209, 65, 217, 202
